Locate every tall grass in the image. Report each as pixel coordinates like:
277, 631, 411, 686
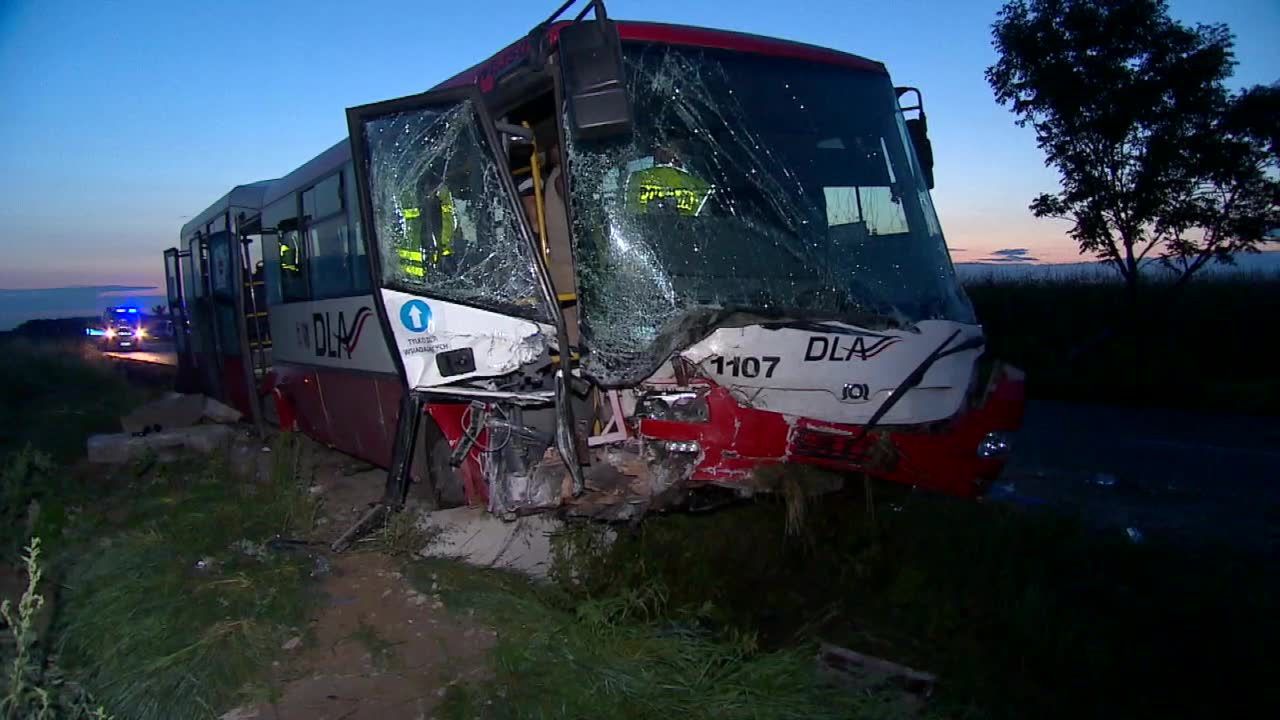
409, 559, 910, 720
0, 340, 145, 562
966, 272, 1280, 413
0, 339, 321, 719
1, 538, 111, 720
545, 486, 1278, 720
55, 436, 319, 720
0, 338, 139, 460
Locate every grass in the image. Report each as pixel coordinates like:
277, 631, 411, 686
406, 558, 911, 720
1, 538, 111, 720
0, 339, 152, 561
351, 617, 402, 672
53, 437, 320, 720
376, 506, 435, 558
541, 485, 1279, 719
0, 338, 320, 719
0, 338, 141, 461
965, 272, 1280, 414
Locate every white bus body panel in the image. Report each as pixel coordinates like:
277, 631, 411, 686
269, 295, 397, 374
381, 289, 549, 389
679, 319, 982, 426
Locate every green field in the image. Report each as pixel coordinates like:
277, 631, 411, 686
1, 340, 318, 719
966, 272, 1280, 414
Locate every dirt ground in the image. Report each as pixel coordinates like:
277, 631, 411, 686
226, 444, 497, 720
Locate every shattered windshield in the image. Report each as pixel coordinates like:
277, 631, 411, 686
566, 43, 974, 383
362, 100, 551, 321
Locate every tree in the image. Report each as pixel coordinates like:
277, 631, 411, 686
151, 304, 167, 317
987, 0, 1279, 295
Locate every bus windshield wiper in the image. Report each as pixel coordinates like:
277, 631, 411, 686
846, 329, 985, 444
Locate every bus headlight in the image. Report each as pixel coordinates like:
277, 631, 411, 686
635, 390, 710, 423
105, 328, 116, 339
136, 327, 148, 339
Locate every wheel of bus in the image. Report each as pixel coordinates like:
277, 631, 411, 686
410, 420, 467, 509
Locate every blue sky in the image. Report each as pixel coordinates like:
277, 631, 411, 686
0, 0, 1276, 324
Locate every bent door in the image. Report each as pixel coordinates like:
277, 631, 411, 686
346, 87, 559, 390
345, 89, 560, 389
347, 87, 588, 499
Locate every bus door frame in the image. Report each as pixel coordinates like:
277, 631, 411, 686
344, 85, 585, 513
164, 246, 198, 392
187, 231, 224, 400
230, 211, 265, 433
202, 213, 262, 430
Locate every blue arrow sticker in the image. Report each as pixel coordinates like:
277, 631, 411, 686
399, 299, 432, 334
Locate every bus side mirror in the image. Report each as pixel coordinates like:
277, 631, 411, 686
895, 86, 935, 190
905, 117, 935, 189
558, 19, 633, 141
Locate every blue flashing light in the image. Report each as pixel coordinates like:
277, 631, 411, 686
85, 328, 106, 337
127, 307, 138, 313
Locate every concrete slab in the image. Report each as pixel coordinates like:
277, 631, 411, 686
419, 507, 565, 579
87, 424, 237, 464
120, 393, 204, 434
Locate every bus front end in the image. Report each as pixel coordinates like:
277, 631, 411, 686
561, 36, 1025, 502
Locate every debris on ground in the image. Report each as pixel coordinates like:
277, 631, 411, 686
87, 424, 236, 463
817, 641, 937, 697
230, 539, 268, 560
418, 506, 566, 579
201, 397, 243, 424
118, 392, 243, 435
218, 706, 260, 720
89, 393, 252, 464
119, 392, 204, 434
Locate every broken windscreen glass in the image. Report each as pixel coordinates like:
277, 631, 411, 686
361, 99, 551, 321
565, 43, 974, 384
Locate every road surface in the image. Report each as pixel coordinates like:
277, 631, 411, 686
999, 400, 1280, 552
103, 340, 177, 366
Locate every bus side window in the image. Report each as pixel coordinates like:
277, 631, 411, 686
346, 162, 372, 293
302, 172, 354, 299
262, 193, 309, 304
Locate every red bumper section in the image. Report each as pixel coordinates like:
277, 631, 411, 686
637, 365, 1026, 498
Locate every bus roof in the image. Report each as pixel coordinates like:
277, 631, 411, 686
181, 180, 276, 240
434, 20, 887, 93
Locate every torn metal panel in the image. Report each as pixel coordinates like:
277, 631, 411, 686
563, 441, 700, 522
382, 289, 548, 388
362, 100, 552, 321
564, 43, 974, 386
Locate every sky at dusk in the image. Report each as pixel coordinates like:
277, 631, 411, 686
1, 0, 1277, 326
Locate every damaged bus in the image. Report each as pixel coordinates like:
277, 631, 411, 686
165, 1, 1024, 533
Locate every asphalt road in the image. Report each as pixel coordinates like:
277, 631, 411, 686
998, 400, 1280, 552
103, 340, 177, 366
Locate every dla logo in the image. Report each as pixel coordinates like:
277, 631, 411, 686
399, 299, 432, 334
